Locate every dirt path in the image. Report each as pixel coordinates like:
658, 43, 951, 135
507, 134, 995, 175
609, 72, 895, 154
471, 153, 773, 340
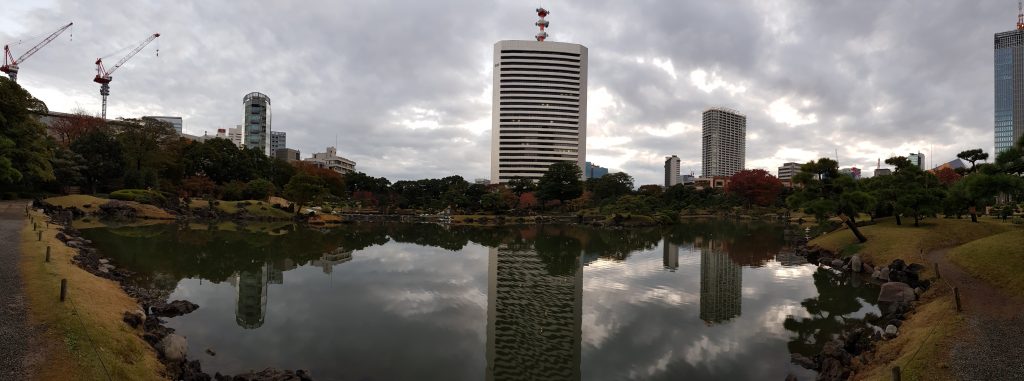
0, 200, 31, 380
925, 248, 1024, 380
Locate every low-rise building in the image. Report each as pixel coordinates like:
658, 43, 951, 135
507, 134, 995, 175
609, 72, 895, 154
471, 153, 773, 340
839, 167, 862, 180
275, 148, 300, 162
873, 168, 892, 177
305, 147, 356, 174
145, 116, 183, 134
585, 162, 608, 179
777, 162, 800, 181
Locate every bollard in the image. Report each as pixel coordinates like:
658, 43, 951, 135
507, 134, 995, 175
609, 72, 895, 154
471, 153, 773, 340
45, 246, 50, 262
33, 222, 37, 231
891, 366, 901, 381
37, 231, 42, 241
59, 279, 67, 302
954, 287, 962, 312
934, 263, 941, 279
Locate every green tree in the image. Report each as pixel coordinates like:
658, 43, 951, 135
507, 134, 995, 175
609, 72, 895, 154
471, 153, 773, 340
506, 176, 537, 196
957, 149, 989, 173
0, 78, 55, 189
244, 178, 276, 200
70, 128, 125, 194
537, 161, 583, 205
284, 173, 326, 214
787, 158, 872, 242
589, 172, 633, 201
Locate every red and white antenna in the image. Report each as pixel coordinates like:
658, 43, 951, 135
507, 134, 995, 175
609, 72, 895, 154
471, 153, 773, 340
535, 8, 550, 41
1018, 1, 1023, 30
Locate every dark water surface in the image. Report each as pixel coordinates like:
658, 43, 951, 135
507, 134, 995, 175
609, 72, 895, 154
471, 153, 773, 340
78, 221, 879, 381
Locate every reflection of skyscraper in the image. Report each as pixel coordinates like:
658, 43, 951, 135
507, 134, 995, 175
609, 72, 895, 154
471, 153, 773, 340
235, 263, 270, 329
486, 244, 583, 381
663, 242, 679, 271
700, 241, 742, 323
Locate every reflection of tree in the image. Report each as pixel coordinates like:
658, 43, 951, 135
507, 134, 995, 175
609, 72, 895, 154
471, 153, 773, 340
486, 238, 582, 381
666, 221, 784, 267
784, 269, 878, 357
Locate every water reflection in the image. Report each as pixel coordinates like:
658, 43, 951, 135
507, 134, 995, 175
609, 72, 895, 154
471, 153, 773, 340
74, 220, 875, 380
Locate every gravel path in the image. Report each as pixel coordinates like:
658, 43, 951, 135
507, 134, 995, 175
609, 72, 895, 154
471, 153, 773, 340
0, 200, 30, 380
926, 248, 1024, 380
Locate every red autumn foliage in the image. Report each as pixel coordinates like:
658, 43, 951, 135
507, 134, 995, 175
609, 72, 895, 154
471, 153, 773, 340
934, 167, 961, 186
518, 192, 538, 209
51, 112, 106, 147
726, 169, 783, 207
181, 175, 216, 198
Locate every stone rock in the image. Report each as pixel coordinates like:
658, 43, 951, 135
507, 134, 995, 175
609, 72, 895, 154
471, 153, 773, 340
850, 255, 862, 273
884, 324, 899, 338
219, 368, 313, 381
887, 319, 903, 328
99, 258, 109, 264
878, 282, 916, 303
831, 259, 844, 269
872, 269, 882, 280
158, 334, 188, 362
863, 264, 874, 274
123, 310, 145, 328
879, 267, 891, 281
791, 353, 817, 370
152, 300, 199, 317
914, 287, 925, 297
818, 340, 852, 381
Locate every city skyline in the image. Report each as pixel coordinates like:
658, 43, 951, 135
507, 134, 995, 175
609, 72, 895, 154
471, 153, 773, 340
0, 1, 1013, 185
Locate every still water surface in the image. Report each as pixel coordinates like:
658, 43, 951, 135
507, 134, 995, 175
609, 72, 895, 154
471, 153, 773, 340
79, 221, 879, 380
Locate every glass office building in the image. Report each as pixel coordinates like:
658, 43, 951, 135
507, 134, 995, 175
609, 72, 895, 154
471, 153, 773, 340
243, 92, 272, 155
995, 29, 1024, 153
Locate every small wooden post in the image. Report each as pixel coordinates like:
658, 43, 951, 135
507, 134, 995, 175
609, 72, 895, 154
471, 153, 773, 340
891, 366, 901, 381
45, 246, 50, 262
954, 287, 962, 312
59, 279, 67, 302
37, 231, 42, 241
934, 263, 941, 279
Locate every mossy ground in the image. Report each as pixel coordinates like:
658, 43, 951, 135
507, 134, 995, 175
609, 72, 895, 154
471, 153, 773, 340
20, 210, 165, 380
188, 199, 292, 219
948, 230, 1024, 297
45, 195, 175, 220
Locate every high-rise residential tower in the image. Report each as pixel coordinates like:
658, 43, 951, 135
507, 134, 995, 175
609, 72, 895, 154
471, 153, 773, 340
995, 7, 1024, 153
490, 8, 588, 183
243, 92, 272, 155
664, 155, 680, 187
701, 107, 746, 178
270, 131, 287, 153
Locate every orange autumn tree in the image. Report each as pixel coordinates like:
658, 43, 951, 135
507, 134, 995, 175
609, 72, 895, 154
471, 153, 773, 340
727, 169, 783, 207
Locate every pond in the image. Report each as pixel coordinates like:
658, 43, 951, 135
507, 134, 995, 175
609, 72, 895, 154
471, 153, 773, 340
78, 220, 879, 381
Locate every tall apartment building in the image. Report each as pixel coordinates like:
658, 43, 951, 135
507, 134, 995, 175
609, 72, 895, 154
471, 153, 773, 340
777, 162, 801, 180
908, 152, 925, 169
144, 116, 183, 134
701, 107, 746, 178
243, 92, 272, 155
305, 147, 357, 174
664, 155, 681, 187
490, 9, 588, 183
699, 240, 742, 324
995, 9, 1024, 153
270, 131, 287, 153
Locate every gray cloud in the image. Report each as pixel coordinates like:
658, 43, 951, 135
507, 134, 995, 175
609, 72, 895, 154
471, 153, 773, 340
1, 0, 1011, 184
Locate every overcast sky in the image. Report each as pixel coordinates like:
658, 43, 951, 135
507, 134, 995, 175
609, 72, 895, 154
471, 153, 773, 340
1, 0, 1014, 184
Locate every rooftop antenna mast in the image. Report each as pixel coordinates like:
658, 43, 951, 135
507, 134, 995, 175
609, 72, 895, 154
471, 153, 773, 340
535, 8, 550, 41
1018, 1, 1024, 29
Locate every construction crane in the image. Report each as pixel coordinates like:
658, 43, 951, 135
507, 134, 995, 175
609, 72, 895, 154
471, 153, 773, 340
93, 33, 160, 119
1, 22, 74, 82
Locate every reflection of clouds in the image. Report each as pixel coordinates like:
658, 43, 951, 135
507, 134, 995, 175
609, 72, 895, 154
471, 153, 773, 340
683, 335, 740, 367
758, 304, 810, 336
639, 286, 698, 307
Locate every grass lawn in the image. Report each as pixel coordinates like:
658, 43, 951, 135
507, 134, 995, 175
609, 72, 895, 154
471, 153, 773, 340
46, 195, 175, 220
948, 229, 1024, 296
20, 210, 165, 380
188, 199, 292, 219
810, 217, 1018, 266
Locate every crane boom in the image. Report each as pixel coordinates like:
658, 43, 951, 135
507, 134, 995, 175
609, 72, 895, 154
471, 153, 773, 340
1, 22, 73, 82
94, 33, 160, 84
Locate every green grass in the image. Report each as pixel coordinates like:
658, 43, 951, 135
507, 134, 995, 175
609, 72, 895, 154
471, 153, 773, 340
948, 230, 1024, 296
189, 199, 292, 219
811, 217, 1018, 266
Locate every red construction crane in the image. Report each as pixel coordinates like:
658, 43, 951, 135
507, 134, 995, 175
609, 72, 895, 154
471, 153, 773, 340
1, 22, 74, 82
93, 33, 160, 119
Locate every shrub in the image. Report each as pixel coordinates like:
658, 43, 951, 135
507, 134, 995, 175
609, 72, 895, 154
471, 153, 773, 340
244, 178, 276, 200
110, 189, 167, 206
220, 181, 247, 201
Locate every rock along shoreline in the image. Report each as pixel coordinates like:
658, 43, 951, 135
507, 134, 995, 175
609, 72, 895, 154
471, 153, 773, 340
37, 201, 314, 381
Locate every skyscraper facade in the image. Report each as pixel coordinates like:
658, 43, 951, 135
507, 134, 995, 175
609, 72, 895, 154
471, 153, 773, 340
907, 152, 925, 169
490, 10, 588, 183
584, 162, 607, 179
995, 21, 1024, 153
701, 107, 746, 178
664, 155, 680, 187
243, 92, 272, 155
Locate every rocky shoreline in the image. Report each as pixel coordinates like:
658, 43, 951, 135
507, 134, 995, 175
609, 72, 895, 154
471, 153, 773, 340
790, 243, 933, 381
37, 202, 314, 381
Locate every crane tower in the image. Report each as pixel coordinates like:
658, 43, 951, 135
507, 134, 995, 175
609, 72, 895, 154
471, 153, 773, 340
93, 33, 160, 119
1, 22, 73, 82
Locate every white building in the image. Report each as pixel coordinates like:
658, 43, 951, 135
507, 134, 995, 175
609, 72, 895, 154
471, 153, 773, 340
305, 147, 356, 174
664, 155, 681, 187
490, 11, 587, 183
228, 125, 244, 147
777, 162, 801, 181
702, 107, 746, 178
145, 116, 183, 134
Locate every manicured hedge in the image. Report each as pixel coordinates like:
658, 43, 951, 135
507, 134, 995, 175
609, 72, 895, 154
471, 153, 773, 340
109, 189, 168, 206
